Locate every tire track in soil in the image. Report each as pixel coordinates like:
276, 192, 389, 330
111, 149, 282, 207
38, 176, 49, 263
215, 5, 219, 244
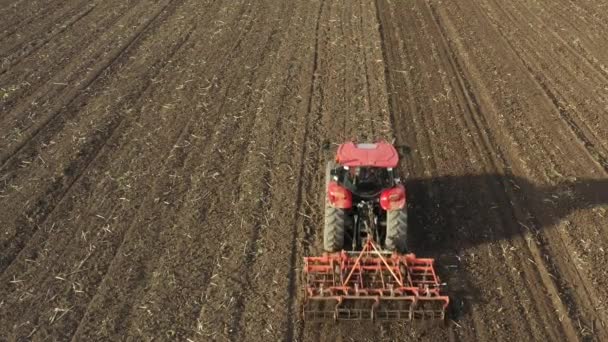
67, 2, 274, 338
494, 0, 608, 150
456, 0, 608, 207
0, 0, 151, 142
70, 1, 294, 339
559, 0, 608, 37
283, 1, 325, 341
519, 0, 608, 82
480, 0, 608, 174
476, 0, 608, 271
158, 0, 260, 306
138, 5, 264, 334
0, 0, 190, 271
0, 0, 187, 275
228, 46, 299, 342
0, 3, 253, 342
375, 2, 458, 341
373, 0, 397, 144
138, 4, 266, 334
3, 0, 251, 196
189, 53, 284, 342
226, 169, 273, 342
377, 0, 584, 340
64, 23, 209, 338
357, 0, 391, 139
72, 74, 234, 341
0, 0, 94, 57
297, 1, 354, 340
0, 3, 97, 75
423, 2, 582, 340
249, 66, 328, 342
475, 0, 608, 224
377, 2, 493, 340
0, 1, 212, 338
0, 0, 176, 167
0, 0, 141, 120
129, 10, 289, 341
419, 1, 607, 340
342, 1, 375, 140
186, 5, 321, 341
0, 0, 28, 19
197, 0, 370, 338
68, 0, 252, 336
0, 0, 144, 147
467, 0, 608, 334
175, 87, 264, 340
496, 0, 608, 336
0, 0, 78, 40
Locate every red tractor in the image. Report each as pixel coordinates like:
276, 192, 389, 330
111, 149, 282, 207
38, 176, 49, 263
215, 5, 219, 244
323, 141, 407, 253
303, 142, 449, 322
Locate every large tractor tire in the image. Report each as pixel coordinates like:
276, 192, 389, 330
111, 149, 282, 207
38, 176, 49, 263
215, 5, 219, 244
385, 208, 408, 252
323, 161, 347, 252
324, 206, 347, 252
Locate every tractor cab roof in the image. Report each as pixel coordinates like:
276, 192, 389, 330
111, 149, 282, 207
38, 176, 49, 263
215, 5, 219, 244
336, 142, 399, 168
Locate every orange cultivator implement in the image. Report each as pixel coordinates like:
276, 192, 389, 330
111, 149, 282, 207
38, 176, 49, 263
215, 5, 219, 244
303, 239, 449, 321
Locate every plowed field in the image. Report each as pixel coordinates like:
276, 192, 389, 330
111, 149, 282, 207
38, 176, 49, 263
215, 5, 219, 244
1, 0, 607, 341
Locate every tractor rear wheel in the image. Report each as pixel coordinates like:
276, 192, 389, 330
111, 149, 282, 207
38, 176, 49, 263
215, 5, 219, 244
323, 161, 348, 252
385, 208, 408, 252
324, 206, 347, 252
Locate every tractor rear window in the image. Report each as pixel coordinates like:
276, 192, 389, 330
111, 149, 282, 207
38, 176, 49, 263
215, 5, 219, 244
340, 167, 392, 196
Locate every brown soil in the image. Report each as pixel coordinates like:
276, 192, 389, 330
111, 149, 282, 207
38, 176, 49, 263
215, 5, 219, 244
1, 0, 607, 341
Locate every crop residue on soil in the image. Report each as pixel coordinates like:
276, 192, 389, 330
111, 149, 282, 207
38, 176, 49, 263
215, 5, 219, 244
1, 0, 607, 341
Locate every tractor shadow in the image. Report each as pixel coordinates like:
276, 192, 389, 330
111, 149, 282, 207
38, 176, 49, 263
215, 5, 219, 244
405, 174, 608, 321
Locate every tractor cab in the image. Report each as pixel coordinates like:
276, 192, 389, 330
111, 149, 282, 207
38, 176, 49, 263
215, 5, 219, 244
333, 142, 400, 198
336, 166, 394, 198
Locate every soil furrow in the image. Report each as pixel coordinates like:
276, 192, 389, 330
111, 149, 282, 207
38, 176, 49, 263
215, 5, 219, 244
0, 4, 97, 75
283, 0, 326, 340
69, 2, 279, 338
0, 0, 142, 118
0, 0, 177, 167
425, 1, 608, 339
0, 0, 81, 40
2, 0, 608, 340
0, 0, 95, 57
0, 0, 191, 274
482, 0, 608, 161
